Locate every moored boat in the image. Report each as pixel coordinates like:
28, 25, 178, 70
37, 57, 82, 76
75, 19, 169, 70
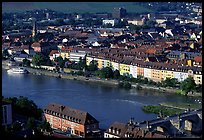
7, 67, 28, 74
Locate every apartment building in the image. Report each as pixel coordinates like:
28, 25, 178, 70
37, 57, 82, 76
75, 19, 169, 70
43, 103, 99, 138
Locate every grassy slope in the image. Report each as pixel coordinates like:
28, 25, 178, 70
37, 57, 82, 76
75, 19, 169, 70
2, 2, 153, 14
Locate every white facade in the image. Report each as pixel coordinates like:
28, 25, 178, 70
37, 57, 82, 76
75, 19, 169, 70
103, 59, 111, 68
156, 19, 167, 24
143, 67, 152, 80
127, 20, 144, 25
2, 103, 12, 126
104, 132, 120, 138
69, 51, 86, 62
130, 65, 137, 78
102, 19, 118, 26
173, 71, 189, 82
111, 61, 120, 71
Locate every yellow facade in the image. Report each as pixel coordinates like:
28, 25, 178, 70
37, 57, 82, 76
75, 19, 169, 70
187, 60, 193, 66
86, 56, 94, 66
60, 52, 70, 60
119, 63, 130, 76
162, 70, 174, 80
151, 69, 162, 82
95, 58, 104, 69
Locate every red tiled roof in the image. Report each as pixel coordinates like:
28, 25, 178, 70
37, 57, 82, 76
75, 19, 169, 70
194, 56, 202, 63
49, 50, 59, 56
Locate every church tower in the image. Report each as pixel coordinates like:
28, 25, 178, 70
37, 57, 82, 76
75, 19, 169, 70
32, 18, 37, 38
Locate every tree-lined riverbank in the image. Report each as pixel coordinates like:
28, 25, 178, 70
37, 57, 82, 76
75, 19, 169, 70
2, 60, 201, 97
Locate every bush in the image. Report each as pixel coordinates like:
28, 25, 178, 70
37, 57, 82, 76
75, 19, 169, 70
142, 105, 182, 116
118, 81, 131, 89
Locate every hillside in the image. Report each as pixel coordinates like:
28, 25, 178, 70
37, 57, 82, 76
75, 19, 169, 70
2, 2, 153, 14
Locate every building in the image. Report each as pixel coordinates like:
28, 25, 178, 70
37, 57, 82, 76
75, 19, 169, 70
2, 101, 12, 126
112, 7, 126, 19
127, 18, 145, 26
102, 19, 118, 27
104, 120, 169, 138
69, 50, 86, 63
43, 103, 100, 138
32, 18, 37, 38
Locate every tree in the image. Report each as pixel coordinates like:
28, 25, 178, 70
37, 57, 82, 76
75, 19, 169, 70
2, 49, 10, 59
39, 121, 52, 132
26, 117, 35, 129
99, 67, 113, 78
113, 70, 120, 79
54, 56, 65, 68
162, 78, 179, 87
180, 77, 196, 95
23, 58, 31, 67
32, 53, 47, 66
87, 60, 98, 71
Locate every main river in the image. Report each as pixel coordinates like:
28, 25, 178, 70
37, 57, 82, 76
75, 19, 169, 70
2, 69, 201, 129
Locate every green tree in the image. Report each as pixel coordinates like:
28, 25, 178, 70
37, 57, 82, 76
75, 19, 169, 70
180, 77, 196, 95
26, 117, 35, 129
113, 70, 120, 79
54, 56, 65, 68
162, 78, 179, 87
99, 67, 113, 78
32, 53, 47, 66
2, 49, 10, 59
39, 121, 52, 132
87, 60, 98, 71
22, 58, 31, 67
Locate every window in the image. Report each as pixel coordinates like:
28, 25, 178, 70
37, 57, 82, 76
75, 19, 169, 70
75, 130, 79, 135
80, 131, 84, 136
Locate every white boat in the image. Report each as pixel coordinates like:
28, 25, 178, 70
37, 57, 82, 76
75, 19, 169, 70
7, 67, 28, 74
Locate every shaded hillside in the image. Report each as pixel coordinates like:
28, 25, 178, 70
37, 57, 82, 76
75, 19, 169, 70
2, 2, 153, 14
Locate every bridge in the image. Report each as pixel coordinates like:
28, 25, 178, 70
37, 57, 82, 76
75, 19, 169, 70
138, 109, 202, 137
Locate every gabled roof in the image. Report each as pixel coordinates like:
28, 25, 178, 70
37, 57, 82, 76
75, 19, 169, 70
44, 103, 98, 125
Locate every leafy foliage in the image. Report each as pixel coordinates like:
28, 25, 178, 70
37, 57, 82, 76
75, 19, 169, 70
87, 60, 98, 71
180, 77, 196, 95
113, 70, 120, 79
3, 96, 42, 120
32, 53, 48, 66
26, 117, 36, 129
22, 58, 31, 67
142, 105, 183, 116
95, 67, 114, 79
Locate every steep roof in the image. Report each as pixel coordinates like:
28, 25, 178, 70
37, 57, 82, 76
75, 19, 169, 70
44, 103, 98, 125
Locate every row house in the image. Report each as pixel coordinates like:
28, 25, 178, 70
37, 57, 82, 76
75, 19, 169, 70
119, 60, 131, 76
143, 64, 152, 80
59, 47, 73, 60
86, 53, 202, 84
110, 59, 120, 71
43, 103, 99, 138
104, 121, 169, 138
49, 50, 60, 61
69, 50, 86, 63
192, 68, 202, 85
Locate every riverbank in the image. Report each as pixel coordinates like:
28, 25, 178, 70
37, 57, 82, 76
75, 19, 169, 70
159, 101, 202, 110
2, 61, 201, 97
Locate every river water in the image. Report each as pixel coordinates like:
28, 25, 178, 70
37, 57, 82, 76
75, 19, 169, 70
2, 69, 201, 129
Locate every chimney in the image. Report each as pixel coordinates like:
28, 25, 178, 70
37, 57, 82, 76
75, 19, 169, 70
60, 105, 65, 112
